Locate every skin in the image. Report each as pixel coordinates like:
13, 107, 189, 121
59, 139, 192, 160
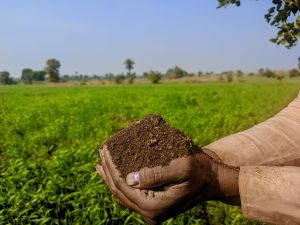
96, 145, 240, 225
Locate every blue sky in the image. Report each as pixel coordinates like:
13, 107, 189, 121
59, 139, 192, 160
1, 1, 300, 77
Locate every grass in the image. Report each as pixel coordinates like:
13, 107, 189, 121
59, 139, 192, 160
0, 82, 299, 224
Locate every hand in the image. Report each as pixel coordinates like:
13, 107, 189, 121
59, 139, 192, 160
96, 145, 240, 225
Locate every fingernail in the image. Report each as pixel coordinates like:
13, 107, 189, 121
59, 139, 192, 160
126, 172, 140, 186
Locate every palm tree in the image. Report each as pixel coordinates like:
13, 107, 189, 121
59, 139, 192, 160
124, 59, 135, 75
124, 58, 135, 84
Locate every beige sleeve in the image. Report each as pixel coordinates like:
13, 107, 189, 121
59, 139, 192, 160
203, 92, 300, 167
239, 166, 300, 225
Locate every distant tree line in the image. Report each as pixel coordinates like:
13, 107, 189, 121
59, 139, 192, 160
2, 57, 300, 85
21, 69, 47, 84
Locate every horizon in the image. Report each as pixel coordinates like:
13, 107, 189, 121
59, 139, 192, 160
1, 1, 300, 78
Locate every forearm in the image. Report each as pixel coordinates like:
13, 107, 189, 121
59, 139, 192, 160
239, 166, 300, 225
204, 92, 300, 167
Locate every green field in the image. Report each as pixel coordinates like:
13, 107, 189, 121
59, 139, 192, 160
1, 82, 299, 224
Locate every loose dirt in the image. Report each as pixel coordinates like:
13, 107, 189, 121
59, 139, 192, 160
104, 114, 202, 179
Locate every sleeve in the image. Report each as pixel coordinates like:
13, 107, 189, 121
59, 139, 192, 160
203, 92, 300, 167
239, 166, 300, 225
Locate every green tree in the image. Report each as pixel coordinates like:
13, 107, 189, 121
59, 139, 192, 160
0, 71, 11, 84
32, 70, 46, 81
289, 68, 300, 77
258, 68, 265, 75
114, 74, 126, 84
298, 56, 300, 70
166, 66, 188, 79
236, 70, 243, 82
21, 68, 33, 84
262, 69, 276, 78
236, 70, 243, 77
45, 58, 61, 82
148, 70, 162, 84
218, 0, 300, 48
124, 59, 135, 84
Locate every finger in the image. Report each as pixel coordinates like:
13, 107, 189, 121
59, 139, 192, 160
95, 164, 107, 183
143, 217, 158, 225
116, 198, 129, 208
101, 147, 146, 213
103, 147, 194, 224
127, 156, 193, 189
103, 146, 167, 206
99, 146, 104, 161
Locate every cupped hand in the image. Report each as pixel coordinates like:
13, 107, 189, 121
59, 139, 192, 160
96, 145, 240, 225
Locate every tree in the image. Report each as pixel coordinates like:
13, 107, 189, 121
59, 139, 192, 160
143, 72, 149, 78
236, 70, 244, 82
165, 66, 188, 79
45, 58, 61, 82
236, 70, 243, 77
114, 74, 126, 84
298, 56, 300, 70
21, 68, 33, 84
124, 59, 135, 84
218, 0, 300, 48
226, 73, 233, 82
148, 70, 162, 84
262, 69, 276, 78
32, 70, 46, 81
258, 68, 265, 75
0, 71, 10, 84
104, 73, 114, 80
127, 72, 136, 84
289, 68, 300, 77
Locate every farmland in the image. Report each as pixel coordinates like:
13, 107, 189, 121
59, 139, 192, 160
0, 82, 299, 224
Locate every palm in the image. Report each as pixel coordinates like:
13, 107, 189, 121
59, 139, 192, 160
124, 59, 135, 74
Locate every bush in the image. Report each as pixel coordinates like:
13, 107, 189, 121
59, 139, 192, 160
148, 70, 162, 84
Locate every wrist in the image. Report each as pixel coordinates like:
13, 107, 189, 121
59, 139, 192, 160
215, 162, 240, 205
200, 152, 241, 205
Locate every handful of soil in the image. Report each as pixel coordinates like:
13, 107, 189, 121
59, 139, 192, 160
104, 114, 202, 179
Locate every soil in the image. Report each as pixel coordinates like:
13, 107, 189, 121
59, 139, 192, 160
104, 114, 202, 179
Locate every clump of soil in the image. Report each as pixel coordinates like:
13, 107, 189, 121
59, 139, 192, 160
104, 114, 202, 179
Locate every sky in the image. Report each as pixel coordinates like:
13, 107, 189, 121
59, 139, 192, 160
1, 1, 300, 78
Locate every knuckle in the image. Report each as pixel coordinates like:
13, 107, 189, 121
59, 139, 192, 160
141, 167, 163, 186
153, 167, 163, 183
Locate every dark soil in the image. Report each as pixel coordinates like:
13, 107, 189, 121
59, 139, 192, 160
104, 114, 202, 179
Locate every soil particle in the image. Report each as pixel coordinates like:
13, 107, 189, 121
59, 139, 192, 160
104, 114, 202, 179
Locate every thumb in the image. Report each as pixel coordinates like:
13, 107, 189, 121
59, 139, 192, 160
126, 166, 173, 188
126, 157, 192, 188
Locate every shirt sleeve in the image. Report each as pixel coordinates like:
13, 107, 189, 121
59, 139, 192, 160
239, 166, 300, 225
203, 92, 300, 167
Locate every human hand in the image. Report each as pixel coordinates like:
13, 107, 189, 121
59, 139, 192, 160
96, 145, 240, 224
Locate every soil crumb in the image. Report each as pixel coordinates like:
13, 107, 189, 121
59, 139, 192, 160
104, 114, 202, 179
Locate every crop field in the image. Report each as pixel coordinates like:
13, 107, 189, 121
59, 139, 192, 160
1, 82, 299, 225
